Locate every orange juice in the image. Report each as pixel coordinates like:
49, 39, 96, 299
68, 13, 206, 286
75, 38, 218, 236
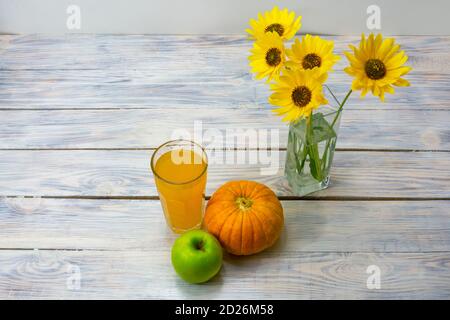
152, 144, 207, 233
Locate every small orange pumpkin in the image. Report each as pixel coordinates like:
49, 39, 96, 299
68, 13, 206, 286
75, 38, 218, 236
204, 180, 284, 255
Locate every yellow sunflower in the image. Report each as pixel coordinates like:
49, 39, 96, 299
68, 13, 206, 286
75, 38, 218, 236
286, 34, 340, 75
344, 33, 412, 101
246, 6, 301, 41
249, 31, 286, 81
269, 68, 328, 122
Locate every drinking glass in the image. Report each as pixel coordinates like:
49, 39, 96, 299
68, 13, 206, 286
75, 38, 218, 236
151, 140, 208, 233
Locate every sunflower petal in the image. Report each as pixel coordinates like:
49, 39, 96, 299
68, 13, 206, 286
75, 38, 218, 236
393, 78, 410, 87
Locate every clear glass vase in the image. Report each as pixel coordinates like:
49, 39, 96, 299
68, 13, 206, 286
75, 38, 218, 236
285, 105, 342, 196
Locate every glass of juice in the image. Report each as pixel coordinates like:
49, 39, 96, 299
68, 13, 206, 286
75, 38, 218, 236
150, 140, 208, 233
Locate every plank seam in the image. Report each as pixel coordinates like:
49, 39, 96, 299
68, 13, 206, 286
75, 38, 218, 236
0, 148, 448, 152
0, 248, 450, 254
0, 108, 448, 112
2, 195, 450, 201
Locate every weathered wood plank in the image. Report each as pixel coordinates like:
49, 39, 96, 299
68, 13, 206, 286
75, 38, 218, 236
0, 109, 448, 150
0, 35, 448, 110
0, 198, 449, 252
0, 69, 443, 110
1, 35, 447, 72
0, 150, 448, 198
0, 249, 449, 299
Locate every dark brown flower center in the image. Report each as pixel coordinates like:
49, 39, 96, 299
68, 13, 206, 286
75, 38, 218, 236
265, 48, 282, 67
265, 23, 285, 36
302, 53, 322, 69
365, 59, 386, 80
291, 86, 312, 108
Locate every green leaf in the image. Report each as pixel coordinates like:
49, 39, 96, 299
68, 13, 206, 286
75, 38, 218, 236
308, 149, 319, 179
309, 113, 337, 144
291, 113, 337, 145
307, 143, 322, 181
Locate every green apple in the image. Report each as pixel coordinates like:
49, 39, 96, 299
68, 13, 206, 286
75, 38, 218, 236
171, 230, 223, 284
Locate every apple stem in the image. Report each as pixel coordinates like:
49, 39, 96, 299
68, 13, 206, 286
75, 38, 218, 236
195, 240, 205, 251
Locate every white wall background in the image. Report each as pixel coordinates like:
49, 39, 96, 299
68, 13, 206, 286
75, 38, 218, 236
0, 0, 449, 35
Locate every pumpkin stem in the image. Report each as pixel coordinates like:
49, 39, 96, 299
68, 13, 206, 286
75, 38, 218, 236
235, 197, 253, 210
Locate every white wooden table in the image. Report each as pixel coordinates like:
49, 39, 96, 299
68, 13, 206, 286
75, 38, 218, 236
0, 35, 449, 299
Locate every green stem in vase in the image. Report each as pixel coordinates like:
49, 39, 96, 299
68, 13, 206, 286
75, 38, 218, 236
321, 89, 353, 173
298, 145, 307, 173
292, 131, 302, 173
321, 141, 330, 172
292, 128, 307, 174
307, 114, 323, 181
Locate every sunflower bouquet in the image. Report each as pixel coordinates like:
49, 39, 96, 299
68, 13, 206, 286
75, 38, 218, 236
247, 6, 411, 196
